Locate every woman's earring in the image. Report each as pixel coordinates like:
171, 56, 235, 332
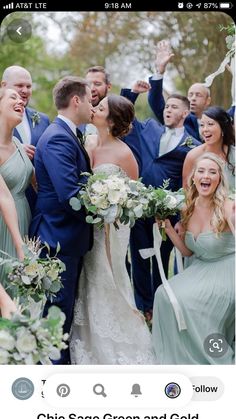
107, 127, 110, 135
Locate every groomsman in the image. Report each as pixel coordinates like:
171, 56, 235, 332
148, 40, 211, 142
30, 76, 94, 364
1, 65, 50, 211
1, 65, 50, 159
121, 87, 201, 319
80, 66, 112, 136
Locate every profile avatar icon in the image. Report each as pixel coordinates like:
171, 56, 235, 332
165, 382, 181, 399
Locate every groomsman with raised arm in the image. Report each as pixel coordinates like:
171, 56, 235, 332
147, 40, 212, 142
30, 77, 94, 364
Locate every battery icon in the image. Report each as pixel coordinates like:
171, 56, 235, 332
219, 2, 232, 8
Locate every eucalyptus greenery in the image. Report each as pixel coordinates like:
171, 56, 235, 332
0, 306, 68, 364
1, 239, 65, 303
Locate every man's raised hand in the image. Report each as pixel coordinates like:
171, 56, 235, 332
155, 39, 175, 74
131, 80, 151, 94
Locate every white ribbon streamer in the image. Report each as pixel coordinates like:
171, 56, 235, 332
175, 247, 184, 273
203, 47, 235, 106
139, 224, 187, 331
203, 54, 231, 87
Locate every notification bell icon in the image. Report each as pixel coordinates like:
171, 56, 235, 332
131, 383, 142, 397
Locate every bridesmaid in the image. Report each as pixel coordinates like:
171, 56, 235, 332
182, 106, 235, 189
152, 152, 235, 364
0, 88, 34, 287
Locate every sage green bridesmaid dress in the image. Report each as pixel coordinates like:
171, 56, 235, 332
152, 231, 235, 364
0, 138, 33, 288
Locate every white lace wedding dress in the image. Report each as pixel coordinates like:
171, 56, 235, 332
70, 164, 156, 364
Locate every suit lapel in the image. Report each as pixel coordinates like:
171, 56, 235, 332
54, 118, 92, 173
13, 128, 22, 143
177, 130, 188, 147
26, 107, 33, 130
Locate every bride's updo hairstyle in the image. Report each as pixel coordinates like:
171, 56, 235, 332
107, 94, 134, 138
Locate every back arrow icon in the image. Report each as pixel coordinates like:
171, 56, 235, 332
16, 26, 22, 36
7, 19, 32, 43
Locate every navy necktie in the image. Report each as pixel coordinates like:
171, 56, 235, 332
76, 128, 92, 173
76, 128, 84, 144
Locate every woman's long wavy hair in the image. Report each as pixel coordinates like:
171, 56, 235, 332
181, 152, 229, 234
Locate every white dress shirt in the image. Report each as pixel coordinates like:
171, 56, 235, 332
159, 126, 184, 156
57, 114, 77, 137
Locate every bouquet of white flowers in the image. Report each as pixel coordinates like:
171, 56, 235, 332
0, 306, 68, 364
2, 239, 65, 303
70, 172, 150, 229
144, 180, 185, 240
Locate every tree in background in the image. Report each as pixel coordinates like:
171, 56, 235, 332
0, 11, 233, 120
66, 11, 234, 111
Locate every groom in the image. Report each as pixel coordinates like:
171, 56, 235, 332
30, 76, 94, 364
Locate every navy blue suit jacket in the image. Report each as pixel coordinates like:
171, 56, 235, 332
13, 107, 50, 146
30, 117, 93, 257
121, 87, 200, 189
126, 117, 200, 191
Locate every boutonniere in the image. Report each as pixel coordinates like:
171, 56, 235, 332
180, 136, 196, 148
31, 112, 41, 128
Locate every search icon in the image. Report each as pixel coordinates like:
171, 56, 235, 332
212, 341, 220, 350
93, 383, 107, 397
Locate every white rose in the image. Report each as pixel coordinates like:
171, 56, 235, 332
93, 196, 109, 209
90, 195, 108, 208
165, 195, 177, 209
91, 181, 104, 193
105, 179, 116, 189
16, 329, 37, 353
100, 184, 109, 194
108, 190, 123, 204
0, 330, 15, 350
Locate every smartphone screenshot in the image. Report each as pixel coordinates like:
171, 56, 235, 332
0, 1, 235, 419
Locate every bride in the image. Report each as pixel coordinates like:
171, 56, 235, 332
70, 94, 156, 364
